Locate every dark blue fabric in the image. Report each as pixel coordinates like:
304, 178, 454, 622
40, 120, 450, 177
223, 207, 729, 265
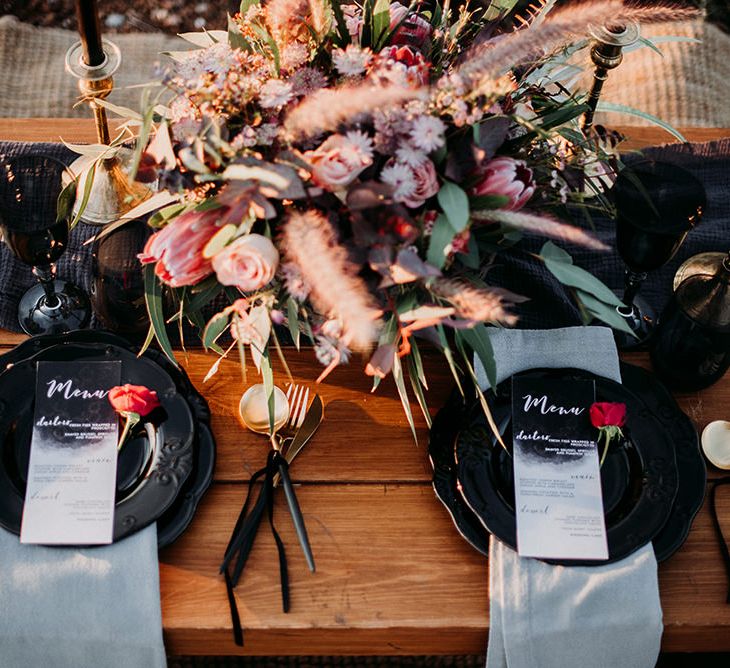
1, 138, 728, 332
483, 139, 730, 328
0, 141, 98, 330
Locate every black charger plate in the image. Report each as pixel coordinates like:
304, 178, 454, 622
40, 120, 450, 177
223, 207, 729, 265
0, 341, 195, 544
429, 363, 702, 564
0, 330, 216, 548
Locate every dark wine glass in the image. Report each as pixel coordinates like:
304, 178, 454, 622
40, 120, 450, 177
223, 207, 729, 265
90, 218, 151, 340
612, 160, 705, 349
0, 154, 91, 335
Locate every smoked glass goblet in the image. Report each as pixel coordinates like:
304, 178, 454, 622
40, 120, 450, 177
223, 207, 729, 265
0, 154, 91, 334
612, 160, 704, 349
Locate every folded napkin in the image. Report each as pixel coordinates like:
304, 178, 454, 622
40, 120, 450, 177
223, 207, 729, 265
0, 524, 166, 668
477, 327, 663, 668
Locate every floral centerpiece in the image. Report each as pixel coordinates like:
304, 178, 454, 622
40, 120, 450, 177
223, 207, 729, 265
103, 0, 693, 435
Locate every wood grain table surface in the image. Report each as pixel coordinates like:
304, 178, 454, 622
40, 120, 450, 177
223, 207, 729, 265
1, 120, 729, 656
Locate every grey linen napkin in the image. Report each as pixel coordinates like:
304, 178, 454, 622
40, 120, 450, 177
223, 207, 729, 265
0, 524, 166, 668
477, 327, 663, 668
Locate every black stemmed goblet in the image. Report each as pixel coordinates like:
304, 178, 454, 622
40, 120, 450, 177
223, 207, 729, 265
612, 160, 705, 349
0, 155, 91, 335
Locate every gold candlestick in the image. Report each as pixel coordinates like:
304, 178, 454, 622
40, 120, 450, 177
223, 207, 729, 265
582, 21, 639, 134
64, 39, 153, 226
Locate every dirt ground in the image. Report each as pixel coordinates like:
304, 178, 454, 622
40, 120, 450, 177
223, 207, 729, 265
1, 1, 725, 35
0, 0, 233, 34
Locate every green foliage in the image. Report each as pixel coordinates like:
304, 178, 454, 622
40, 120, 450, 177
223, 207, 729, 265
143, 264, 178, 367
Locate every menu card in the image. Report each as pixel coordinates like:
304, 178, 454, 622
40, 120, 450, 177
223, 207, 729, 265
20, 361, 121, 545
511, 376, 608, 560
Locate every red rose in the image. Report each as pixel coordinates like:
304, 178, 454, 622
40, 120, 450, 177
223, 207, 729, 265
591, 402, 627, 467
108, 384, 161, 417
590, 402, 627, 429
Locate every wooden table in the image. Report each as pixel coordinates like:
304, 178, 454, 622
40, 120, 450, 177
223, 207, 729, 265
2, 120, 730, 656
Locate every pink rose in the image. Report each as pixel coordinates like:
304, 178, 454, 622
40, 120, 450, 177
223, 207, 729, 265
471, 156, 535, 211
303, 134, 373, 191
403, 159, 439, 208
211, 234, 279, 292
388, 2, 432, 47
139, 209, 225, 287
378, 45, 430, 87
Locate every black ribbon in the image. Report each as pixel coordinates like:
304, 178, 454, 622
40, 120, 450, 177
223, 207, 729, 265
220, 450, 290, 646
710, 477, 730, 605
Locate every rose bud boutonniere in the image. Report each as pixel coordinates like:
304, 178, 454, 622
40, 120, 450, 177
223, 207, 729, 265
590, 402, 627, 467
108, 384, 161, 451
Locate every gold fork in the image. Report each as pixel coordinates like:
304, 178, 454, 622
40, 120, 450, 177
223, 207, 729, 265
272, 382, 315, 572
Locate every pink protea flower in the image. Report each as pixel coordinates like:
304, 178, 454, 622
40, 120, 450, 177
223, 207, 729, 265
388, 2, 432, 47
378, 45, 430, 87
342, 2, 432, 49
139, 209, 225, 287
471, 157, 536, 211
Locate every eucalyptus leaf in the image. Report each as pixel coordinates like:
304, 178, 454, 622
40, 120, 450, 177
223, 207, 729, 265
260, 347, 276, 434
69, 161, 96, 231
202, 310, 230, 349
372, 0, 392, 48
540, 242, 622, 307
436, 325, 464, 396
178, 30, 225, 47
575, 289, 635, 336
409, 337, 428, 389
143, 264, 178, 366
407, 355, 432, 428
470, 194, 510, 211
484, 0, 519, 20
426, 214, 457, 269
459, 324, 497, 390
596, 101, 687, 143
56, 178, 77, 224
438, 181, 470, 232
240, 0, 260, 14
287, 297, 301, 349
393, 354, 418, 444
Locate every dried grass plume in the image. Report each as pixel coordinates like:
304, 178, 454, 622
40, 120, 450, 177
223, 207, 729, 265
431, 279, 525, 326
284, 82, 425, 138
472, 209, 610, 251
282, 209, 382, 349
456, 1, 699, 87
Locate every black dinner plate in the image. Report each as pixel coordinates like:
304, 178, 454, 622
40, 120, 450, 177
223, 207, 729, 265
619, 363, 705, 561
0, 330, 217, 548
430, 365, 689, 565
0, 342, 196, 544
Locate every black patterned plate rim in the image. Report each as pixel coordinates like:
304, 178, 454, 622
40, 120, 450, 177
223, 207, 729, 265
0, 342, 196, 544
0, 330, 216, 548
456, 367, 679, 566
429, 365, 691, 565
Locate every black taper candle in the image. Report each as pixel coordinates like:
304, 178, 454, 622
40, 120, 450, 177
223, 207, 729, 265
75, 0, 105, 67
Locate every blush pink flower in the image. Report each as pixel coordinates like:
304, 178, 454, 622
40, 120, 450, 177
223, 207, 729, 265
303, 133, 373, 191
471, 157, 536, 211
211, 234, 279, 292
139, 209, 225, 287
402, 158, 439, 208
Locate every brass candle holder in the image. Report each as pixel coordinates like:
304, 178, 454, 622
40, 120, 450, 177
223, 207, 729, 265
582, 21, 640, 135
65, 39, 152, 226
